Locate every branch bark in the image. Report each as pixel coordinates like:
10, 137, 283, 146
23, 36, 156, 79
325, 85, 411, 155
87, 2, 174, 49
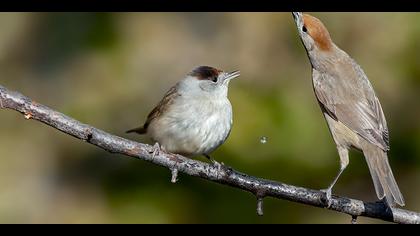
0, 84, 419, 224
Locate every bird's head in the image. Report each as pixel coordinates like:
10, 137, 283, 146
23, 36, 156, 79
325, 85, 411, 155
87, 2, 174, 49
292, 12, 333, 53
184, 66, 240, 97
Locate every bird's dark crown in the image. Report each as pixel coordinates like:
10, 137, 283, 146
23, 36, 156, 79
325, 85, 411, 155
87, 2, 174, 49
189, 66, 222, 80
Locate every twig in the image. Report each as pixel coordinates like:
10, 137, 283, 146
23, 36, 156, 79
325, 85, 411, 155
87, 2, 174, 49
256, 197, 264, 216
171, 167, 179, 184
351, 215, 358, 224
0, 84, 419, 224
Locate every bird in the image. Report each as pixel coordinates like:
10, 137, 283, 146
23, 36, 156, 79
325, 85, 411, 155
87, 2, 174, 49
291, 12, 405, 207
126, 66, 240, 165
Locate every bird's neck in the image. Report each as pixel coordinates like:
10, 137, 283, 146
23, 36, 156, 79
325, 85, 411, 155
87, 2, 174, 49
308, 44, 347, 73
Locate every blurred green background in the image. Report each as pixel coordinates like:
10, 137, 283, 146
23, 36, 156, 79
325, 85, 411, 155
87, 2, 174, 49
0, 12, 419, 223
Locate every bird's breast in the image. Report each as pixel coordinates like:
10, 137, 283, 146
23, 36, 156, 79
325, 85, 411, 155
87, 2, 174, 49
149, 96, 233, 156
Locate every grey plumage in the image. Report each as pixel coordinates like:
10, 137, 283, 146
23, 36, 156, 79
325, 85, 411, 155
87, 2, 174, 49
362, 139, 405, 206
126, 66, 239, 160
293, 12, 404, 207
126, 85, 179, 135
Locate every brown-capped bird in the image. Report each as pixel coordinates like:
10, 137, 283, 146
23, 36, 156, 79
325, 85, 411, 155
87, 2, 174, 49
292, 12, 404, 207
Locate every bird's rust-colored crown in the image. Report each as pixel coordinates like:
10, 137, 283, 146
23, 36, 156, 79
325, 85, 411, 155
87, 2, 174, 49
303, 14, 333, 51
189, 66, 222, 80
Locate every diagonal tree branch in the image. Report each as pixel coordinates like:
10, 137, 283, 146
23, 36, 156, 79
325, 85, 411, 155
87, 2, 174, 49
0, 84, 419, 224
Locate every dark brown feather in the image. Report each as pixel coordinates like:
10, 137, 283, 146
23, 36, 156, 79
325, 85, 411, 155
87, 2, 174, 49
126, 126, 147, 134
188, 66, 222, 81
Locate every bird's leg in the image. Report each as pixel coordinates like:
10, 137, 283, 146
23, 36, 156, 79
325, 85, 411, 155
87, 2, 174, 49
204, 154, 223, 169
321, 167, 345, 206
321, 147, 349, 207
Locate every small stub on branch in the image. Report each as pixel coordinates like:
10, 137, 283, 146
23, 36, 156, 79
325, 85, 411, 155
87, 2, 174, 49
256, 197, 264, 216
84, 128, 93, 142
351, 215, 358, 224
24, 112, 32, 120
171, 168, 178, 183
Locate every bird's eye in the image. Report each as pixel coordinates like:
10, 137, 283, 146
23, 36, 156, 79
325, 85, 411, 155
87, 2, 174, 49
212, 77, 218, 83
302, 25, 307, 33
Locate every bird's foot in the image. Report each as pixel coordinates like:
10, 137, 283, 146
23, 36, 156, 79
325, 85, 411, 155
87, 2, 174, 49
204, 155, 222, 169
320, 188, 333, 208
210, 159, 224, 170
150, 142, 161, 158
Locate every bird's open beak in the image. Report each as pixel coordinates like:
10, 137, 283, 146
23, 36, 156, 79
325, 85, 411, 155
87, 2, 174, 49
225, 70, 240, 80
292, 12, 304, 29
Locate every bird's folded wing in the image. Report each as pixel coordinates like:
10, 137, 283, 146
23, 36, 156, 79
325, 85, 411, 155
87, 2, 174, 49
313, 69, 389, 151
143, 84, 181, 131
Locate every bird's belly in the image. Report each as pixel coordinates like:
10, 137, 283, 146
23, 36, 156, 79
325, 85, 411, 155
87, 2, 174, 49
324, 113, 362, 150
149, 100, 232, 156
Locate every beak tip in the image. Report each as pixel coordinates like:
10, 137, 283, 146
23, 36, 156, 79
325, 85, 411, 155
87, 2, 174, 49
226, 70, 240, 80
292, 12, 303, 26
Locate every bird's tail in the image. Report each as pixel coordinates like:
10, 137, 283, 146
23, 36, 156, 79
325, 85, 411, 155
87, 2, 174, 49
126, 126, 147, 134
362, 141, 405, 207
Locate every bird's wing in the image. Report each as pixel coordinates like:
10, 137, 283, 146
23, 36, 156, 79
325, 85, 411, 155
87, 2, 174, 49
142, 84, 181, 131
312, 64, 389, 151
